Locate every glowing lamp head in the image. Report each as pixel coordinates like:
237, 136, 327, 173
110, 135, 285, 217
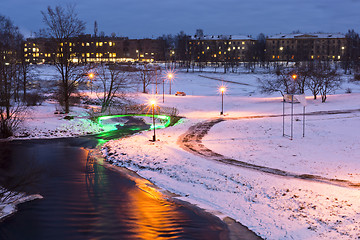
220, 86, 226, 93
150, 99, 156, 106
167, 73, 173, 80
292, 74, 297, 80
88, 73, 95, 79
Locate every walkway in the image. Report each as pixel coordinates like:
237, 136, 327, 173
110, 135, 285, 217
178, 109, 360, 189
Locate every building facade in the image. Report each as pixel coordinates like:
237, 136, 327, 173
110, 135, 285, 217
24, 33, 349, 64
187, 35, 256, 63
24, 35, 166, 64
266, 33, 346, 61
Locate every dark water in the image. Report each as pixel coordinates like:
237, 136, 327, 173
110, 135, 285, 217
0, 133, 228, 240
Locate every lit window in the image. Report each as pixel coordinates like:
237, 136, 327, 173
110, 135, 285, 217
113, 53, 116, 57
24, 48, 27, 52
279, 47, 284, 51
86, 43, 90, 46
207, 46, 209, 50
87, 53, 90, 57
60, 43, 63, 46
109, 42, 113, 46
338, 55, 341, 59
99, 42, 103, 46
228, 47, 231, 51
33, 48, 36, 52
96, 42, 99, 47
69, 43, 72, 46
242, 41, 245, 45
341, 46, 345, 50
109, 53, 112, 57
242, 47, 245, 50
219, 51, 221, 55
82, 43, 85, 46
238, 47, 240, 50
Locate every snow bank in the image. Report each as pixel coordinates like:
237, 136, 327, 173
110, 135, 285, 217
101, 70, 360, 239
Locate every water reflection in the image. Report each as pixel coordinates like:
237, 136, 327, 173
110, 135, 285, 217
0, 139, 228, 240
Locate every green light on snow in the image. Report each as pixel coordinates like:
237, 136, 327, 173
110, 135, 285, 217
97, 114, 171, 132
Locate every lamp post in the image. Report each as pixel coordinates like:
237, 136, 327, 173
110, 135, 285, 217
150, 99, 156, 142
167, 73, 173, 95
88, 72, 95, 93
290, 74, 297, 140
291, 74, 297, 94
162, 78, 165, 103
220, 86, 226, 115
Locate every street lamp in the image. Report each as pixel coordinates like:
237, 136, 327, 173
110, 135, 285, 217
291, 74, 297, 94
150, 99, 157, 142
167, 73, 173, 95
219, 86, 226, 115
88, 72, 95, 93
162, 77, 165, 103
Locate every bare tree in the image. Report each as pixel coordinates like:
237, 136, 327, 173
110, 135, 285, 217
310, 62, 342, 102
93, 64, 131, 113
138, 64, 155, 93
41, 5, 85, 113
258, 66, 297, 96
342, 29, 360, 74
0, 15, 26, 138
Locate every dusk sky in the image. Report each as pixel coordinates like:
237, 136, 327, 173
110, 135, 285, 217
2, 0, 360, 39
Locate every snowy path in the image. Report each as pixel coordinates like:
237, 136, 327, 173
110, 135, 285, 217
198, 74, 253, 86
178, 109, 360, 189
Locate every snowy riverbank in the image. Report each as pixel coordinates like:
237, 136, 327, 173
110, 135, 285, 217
1, 68, 360, 239
101, 71, 360, 239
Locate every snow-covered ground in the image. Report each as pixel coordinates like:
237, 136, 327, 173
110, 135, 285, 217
101, 68, 360, 239
12, 101, 103, 139
2, 65, 360, 238
0, 187, 42, 221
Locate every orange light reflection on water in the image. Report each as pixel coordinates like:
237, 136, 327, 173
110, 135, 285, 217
124, 179, 186, 239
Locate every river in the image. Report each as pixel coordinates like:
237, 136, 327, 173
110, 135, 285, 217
0, 131, 230, 240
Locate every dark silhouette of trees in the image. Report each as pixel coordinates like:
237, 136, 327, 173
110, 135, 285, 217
342, 29, 360, 74
93, 63, 131, 113
259, 61, 341, 102
137, 63, 156, 93
40, 5, 85, 113
0, 15, 25, 138
308, 61, 342, 102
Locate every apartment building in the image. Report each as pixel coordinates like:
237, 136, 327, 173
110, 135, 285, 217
187, 35, 256, 62
266, 33, 346, 61
23, 33, 349, 64
24, 35, 165, 64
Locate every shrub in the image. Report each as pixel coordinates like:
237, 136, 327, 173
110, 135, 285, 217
25, 92, 45, 106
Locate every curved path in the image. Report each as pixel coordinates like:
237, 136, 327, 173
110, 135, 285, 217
178, 109, 360, 189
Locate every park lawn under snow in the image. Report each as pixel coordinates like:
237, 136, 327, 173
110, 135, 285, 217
3, 66, 360, 238
101, 69, 360, 239
12, 100, 103, 139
